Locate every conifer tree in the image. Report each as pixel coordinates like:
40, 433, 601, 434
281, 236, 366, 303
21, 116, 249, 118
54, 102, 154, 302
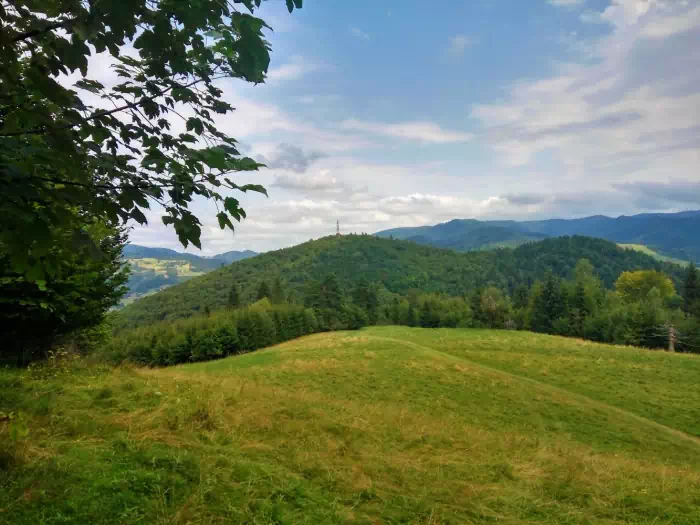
684, 262, 699, 315
228, 284, 241, 309
531, 272, 565, 334
271, 277, 286, 305
256, 281, 271, 301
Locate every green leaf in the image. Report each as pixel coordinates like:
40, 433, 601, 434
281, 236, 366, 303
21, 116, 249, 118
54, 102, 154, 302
131, 208, 148, 224
202, 147, 228, 170
75, 79, 105, 94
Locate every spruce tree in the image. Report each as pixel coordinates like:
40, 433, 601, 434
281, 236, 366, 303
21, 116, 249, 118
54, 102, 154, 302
531, 273, 564, 334
352, 278, 379, 324
271, 277, 286, 305
256, 281, 271, 301
512, 284, 530, 311
320, 274, 343, 310
570, 281, 588, 337
684, 262, 699, 315
227, 284, 240, 309
407, 303, 417, 327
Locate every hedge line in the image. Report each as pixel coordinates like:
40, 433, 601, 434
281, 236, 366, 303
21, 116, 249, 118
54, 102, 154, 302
107, 300, 319, 366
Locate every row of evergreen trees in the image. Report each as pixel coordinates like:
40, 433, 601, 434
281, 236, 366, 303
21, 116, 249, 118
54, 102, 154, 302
108, 301, 317, 366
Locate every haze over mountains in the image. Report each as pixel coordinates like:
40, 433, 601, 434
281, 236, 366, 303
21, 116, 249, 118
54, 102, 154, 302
376, 211, 700, 261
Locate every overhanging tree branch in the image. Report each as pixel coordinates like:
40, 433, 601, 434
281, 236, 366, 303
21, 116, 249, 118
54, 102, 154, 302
0, 75, 228, 138
11, 18, 77, 43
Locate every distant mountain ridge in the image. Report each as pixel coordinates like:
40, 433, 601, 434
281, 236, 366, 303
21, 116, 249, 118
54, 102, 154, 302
123, 244, 258, 266
119, 245, 258, 306
376, 211, 700, 261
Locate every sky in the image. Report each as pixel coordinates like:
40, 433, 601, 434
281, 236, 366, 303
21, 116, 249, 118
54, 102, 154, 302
122, 0, 700, 254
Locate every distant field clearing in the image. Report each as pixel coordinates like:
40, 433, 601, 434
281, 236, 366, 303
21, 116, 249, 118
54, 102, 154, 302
619, 243, 688, 266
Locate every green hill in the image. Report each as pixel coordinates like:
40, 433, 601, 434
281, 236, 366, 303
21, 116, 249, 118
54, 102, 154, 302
113, 235, 685, 330
2, 327, 700, 524
377, 211, 700, 261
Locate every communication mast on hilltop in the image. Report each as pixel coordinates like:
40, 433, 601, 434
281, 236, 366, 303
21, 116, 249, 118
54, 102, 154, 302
336, 220, 341, 236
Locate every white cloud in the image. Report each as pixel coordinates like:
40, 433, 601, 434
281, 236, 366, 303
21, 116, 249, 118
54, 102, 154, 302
340, 119, 473, 144
580, 10, 607, 24
211, 88, 372, 153
349, 27, 370, 41
470, 1, 700, 186
448, 34, 471, 56
642, 5, 700, 38
273, 171, 355, 194
600, 0, 657, 27
548, 0, 585, 7
266, 55, 326, 82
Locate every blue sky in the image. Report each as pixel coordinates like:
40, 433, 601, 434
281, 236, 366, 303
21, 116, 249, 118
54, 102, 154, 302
126, 0, 700, 254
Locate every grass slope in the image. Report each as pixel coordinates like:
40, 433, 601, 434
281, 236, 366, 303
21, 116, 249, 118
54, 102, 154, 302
619, 244, 689, 267
114, 235, 685, 330
2, 327, 700, 524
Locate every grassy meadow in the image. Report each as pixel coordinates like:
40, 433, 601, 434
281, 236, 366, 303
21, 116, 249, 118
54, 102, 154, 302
2, 327, 700, 524
618, 244, 689, 267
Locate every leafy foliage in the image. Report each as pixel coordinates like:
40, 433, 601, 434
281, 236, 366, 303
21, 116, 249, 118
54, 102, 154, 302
1, 0, 299, 281
615, 270, 676, 303
0, 219, 128, 365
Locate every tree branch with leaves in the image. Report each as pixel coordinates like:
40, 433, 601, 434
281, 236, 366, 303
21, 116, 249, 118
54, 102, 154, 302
1, 0, 303, 281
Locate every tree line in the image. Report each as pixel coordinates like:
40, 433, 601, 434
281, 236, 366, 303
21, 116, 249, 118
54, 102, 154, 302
112, 235, 686, 331
107, 300, 317, 366
251, 258, 700, 352
110, 260, 700, 368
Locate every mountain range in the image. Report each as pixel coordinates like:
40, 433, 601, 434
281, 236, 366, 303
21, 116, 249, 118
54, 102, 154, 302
376, 211, 700, 261
120, 245, 258, 306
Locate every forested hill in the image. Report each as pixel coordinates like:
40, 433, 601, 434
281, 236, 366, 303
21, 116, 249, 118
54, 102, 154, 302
376, 211, 700, 260
113, 235, 685, 330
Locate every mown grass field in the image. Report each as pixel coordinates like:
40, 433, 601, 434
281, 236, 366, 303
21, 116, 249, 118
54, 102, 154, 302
2, 327, 700, 524
128, 258, 208, 278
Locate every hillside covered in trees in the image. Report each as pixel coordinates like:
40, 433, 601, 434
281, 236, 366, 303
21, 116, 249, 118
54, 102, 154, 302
377, 211, 700, 261
113, 234, 685, 330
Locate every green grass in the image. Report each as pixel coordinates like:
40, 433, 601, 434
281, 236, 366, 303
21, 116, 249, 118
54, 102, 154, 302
2, 327, 700, 524
128, 258, 208, 278
619, 244, 688, 267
